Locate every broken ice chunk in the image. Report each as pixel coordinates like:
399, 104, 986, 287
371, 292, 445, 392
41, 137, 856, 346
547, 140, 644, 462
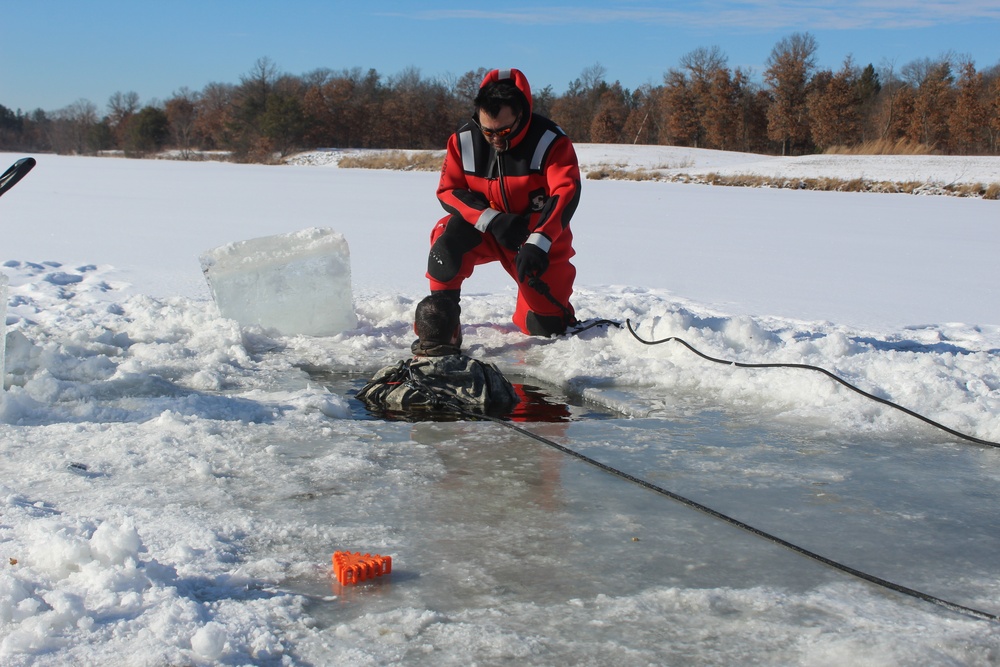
200, 227, 358, 336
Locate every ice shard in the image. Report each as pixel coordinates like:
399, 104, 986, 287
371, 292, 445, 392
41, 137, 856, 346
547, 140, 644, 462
200, 227, 358, 336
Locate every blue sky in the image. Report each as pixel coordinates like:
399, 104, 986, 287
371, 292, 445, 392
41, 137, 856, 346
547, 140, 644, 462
2, 1, 999, 113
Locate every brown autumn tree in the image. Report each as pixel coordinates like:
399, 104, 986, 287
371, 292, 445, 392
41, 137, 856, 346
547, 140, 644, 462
621, 84, 661, 145
678, 46, 729, 148
712, 68, 769, 153
302, 71, 377, 147
808, 59, 861, 150
590, 82, 630, 143
377, 67, 423, 147
549, 63, 610, 143
743, 86, 773, 153
990, 74, 1000, 152
550, 83, 586, 142
949, 61, 987, 154
703, 66, 743, 150
377, 68, 459, 149
661, 70, 700, 146
328, 68, 385, 148
764, 32, 818, 155
904, 57, 955, 150
192, 82, 235, 149
301, 81, 338, 147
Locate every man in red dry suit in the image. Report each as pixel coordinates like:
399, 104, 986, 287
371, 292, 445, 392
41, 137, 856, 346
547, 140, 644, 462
427, 68, 581, 336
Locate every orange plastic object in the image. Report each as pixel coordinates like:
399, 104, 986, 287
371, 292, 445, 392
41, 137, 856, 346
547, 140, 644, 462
332, 551, 392, 585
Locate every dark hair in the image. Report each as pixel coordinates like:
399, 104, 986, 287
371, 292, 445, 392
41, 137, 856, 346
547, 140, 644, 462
414, 294, 461, 344
474, 80, 527, 119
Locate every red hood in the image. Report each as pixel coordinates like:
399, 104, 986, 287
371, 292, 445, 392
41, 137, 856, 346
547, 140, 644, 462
479, 68, 533, 146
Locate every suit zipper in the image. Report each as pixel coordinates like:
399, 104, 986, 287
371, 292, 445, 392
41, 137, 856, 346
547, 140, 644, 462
495, 152, 512, 212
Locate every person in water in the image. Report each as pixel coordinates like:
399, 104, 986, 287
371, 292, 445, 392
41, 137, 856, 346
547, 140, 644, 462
355, 294, 519, 414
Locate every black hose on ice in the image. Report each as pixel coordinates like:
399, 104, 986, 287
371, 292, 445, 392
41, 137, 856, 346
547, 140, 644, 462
443, 402, 1000, 624
384, 307, 1000, 621
625, 320, 1000, 449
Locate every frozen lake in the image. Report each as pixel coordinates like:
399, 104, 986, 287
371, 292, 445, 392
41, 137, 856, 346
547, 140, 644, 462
2, 150, 999, 664
258, 370, 1000, 664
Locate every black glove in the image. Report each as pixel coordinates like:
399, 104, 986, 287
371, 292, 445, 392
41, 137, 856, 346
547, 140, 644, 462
516, 243, 549, 283
487, 213, 529, 251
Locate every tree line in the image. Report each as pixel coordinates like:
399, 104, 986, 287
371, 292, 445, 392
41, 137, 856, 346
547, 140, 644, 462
2, 33, 999, 160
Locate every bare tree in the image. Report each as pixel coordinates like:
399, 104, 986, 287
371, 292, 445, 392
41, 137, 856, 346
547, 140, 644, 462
451, 68, 490, 108
580, 63, 608, 92
107, 91, 140, 121
50, 99, 100, 154
107, 91, 140, 146
680, 46, 728, 83
193, 82, 235, 149
164, 88, 199, 155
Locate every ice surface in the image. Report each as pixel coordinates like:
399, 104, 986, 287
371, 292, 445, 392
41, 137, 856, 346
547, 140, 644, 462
200, 227, 358, 336
1, 150, 999, 665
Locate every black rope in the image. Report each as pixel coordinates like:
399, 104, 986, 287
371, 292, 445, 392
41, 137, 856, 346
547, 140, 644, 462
566, 318, 623, 336
625, 319, 1000, 449
361, 311, 1000, 621
447, 404, 999, 624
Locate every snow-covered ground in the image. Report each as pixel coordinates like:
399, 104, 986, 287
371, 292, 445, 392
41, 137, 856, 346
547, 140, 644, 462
574, 143, 1000, 186
1, 147, 999, 665
290, 143, 1000, 187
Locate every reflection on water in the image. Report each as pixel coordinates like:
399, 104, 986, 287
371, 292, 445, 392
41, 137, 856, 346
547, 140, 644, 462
303, 368, 622, 423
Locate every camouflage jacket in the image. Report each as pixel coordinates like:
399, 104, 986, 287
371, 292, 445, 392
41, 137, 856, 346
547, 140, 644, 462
356, 344, 519, 415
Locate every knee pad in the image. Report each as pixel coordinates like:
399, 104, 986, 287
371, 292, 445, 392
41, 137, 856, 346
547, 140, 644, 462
428, 217, 482, 283
525, 311, 567, 337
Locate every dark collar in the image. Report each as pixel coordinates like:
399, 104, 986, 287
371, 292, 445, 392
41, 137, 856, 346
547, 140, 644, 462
411, 339, 462, 357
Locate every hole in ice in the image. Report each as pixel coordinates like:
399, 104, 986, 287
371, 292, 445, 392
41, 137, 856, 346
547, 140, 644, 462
301, 368, 623, 422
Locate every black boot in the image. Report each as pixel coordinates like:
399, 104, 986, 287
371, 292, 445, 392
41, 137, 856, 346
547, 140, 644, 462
525, 311, 567, 337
